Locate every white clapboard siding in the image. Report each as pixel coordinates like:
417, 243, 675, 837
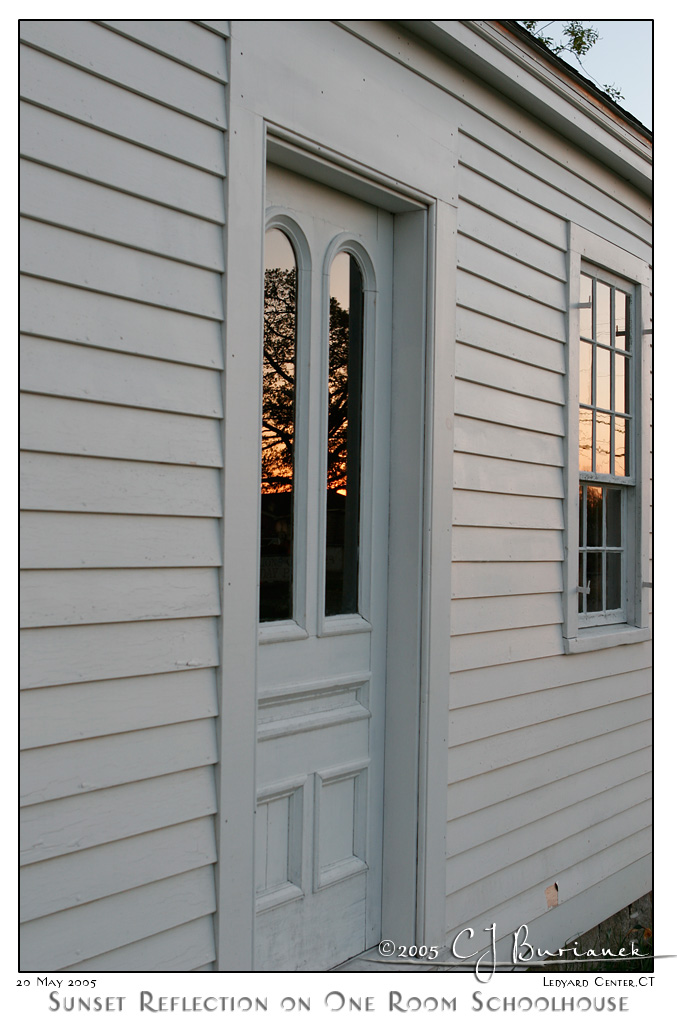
457, 235, 566, 311
455, 343, 564, 406
448, 695, 651, 782
448, 804, 651, 923
450, 644, 651, 708
457, 164, 568, 250
448, 56, 650, 961
450, 669, 652, 745
100, 20, 228, 80
456, 306, 565, 374
458, 119, 652, 236
453, 415, 564, 467
448, 774, 651, 896
21, 221, 223, 319
21, 817, 217, 922
20, 866, 217, 971
457, 202, 568, 280
21, 669, 218, 749
20, 337, 222, 416
20, 395, 223, 467
20, 512, 222, 569
458, 269, 565, 341
21, 719, 218, 806
455, 379, 564, 437
450, 850, 651, 954
450, 624, 565, 673
451, 593, 562, 636
20, 20, 226, 126
20, 278, 223, 367
20, 46, 225, 174
21, 616, 220, 689
452, 526, 563, 563
21, 767, 218, 866
20, 568, 221, 629
459, 134, 652, 264
20, 161, 224, 271
454, 453, 564, 498
451, 561, 563, 600
65, 918, 216, 972
448, 721, 651, 821
447, 747, 651, 857
20, 453, 222, 516
20, 19, 227, 973
453, 491, 564, 530
20, 104, 225, 223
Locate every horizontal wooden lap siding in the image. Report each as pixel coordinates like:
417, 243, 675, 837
21, 337, 223, 415
20, 47, 225, 174
20, 568, 222, 629
20, 866, 217, 971
20, 18, 228, 971
20, 104, 226, 223
20, 278, 224, 367
66, 918, 217, 972
20, 161, 225, 271
21, 719, 219, 806
448, 65, 651, 955
100, 20, 228, 80
20, 20, 226, 126
447, 721, 651, 821
447, 821, 652, 937
447, 746, 651, 857
457, 307, 565, 374
447, 773, 651, 898
21, 817, 217, 922
21, 767, 218, 866
21, 668, 218, 749
20, 511, 222, 569
21, 395, 223, 467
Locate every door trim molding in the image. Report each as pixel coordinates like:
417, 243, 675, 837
216, 108, 453, 968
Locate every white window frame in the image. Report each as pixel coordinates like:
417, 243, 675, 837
563, 224, 652, 653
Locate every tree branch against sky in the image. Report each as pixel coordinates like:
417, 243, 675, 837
520, 19, 624, 102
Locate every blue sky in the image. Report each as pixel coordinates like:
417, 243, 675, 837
523, 20, 653, 129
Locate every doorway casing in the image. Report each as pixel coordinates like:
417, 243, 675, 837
216, 116, 452, 969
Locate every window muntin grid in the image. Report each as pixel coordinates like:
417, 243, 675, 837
578, 271, 633, 625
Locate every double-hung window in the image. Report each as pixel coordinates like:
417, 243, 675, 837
564, 226, 651, 652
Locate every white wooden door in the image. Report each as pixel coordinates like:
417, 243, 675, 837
255, 165, 393, 970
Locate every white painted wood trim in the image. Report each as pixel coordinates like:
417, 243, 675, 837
563, 222, 652, 650
214, 84, 262, 971
417, 197, 456, 948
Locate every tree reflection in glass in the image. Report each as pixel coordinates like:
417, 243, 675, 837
260, 228, 297, 622
325, 252, 364, 617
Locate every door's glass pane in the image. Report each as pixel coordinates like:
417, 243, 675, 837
606, 552, 622, 609
595, 413, 611, 474
614, 289, 628, 350
579, 340, 593, 405
586, 486, 603, 547
580, 274, 593, 339
606, 487, 622, 548
260, 228, 297, 622
325, 251, 364, 616
586, 552, 603, 612
596, 281, 611, 347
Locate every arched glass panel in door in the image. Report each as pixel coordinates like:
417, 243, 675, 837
260, 227, 297, 621
325, 251, 364, 617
